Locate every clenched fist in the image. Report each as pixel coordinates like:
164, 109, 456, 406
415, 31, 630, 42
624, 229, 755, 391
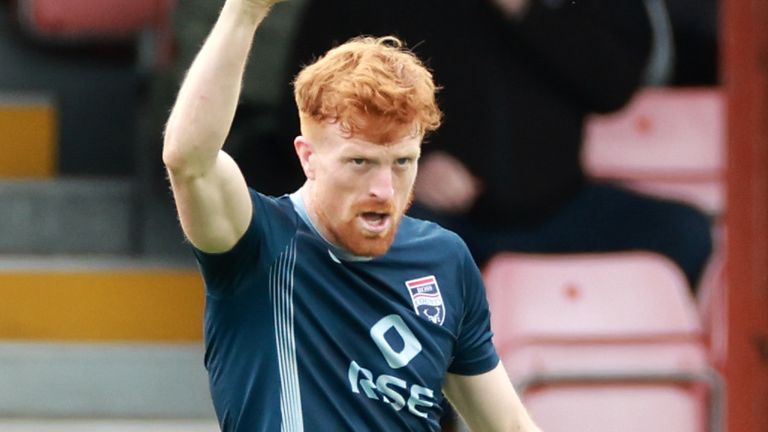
248, 0, 287, 8
414, 151, 482, 214
490, 0, 529, 17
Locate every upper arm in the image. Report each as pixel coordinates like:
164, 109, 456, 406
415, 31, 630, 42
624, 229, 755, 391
167, 150, 253, 253
443, 362, 541, 432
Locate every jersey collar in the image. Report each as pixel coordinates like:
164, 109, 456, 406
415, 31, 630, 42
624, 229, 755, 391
290, 190, 374, 262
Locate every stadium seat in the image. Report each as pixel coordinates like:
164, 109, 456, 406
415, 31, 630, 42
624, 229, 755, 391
583, 87, 725, 215
14, 0, 176, 68
484, 252, 723, 432
696, 247, 728, 369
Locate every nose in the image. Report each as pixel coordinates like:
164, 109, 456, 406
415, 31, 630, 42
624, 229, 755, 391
369, 166, 395, 201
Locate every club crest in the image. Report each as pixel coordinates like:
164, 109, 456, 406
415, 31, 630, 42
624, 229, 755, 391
405, 276, 445, 326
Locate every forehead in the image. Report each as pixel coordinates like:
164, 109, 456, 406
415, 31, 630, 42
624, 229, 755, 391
321, 123, 422, 156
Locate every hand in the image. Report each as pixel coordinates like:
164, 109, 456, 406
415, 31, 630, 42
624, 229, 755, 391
489, 0, 529, 17
245, 0, 286, 9
414, 151, 482, 214
236, 0, 286, 19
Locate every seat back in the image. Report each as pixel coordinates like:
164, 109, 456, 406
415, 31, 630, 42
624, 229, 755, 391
483, 252, 722, 432
15, 0, 175, 40
582, 87, 725, 214
526, 384, 707, 432
484, 252, 703, 351
14, 0, 176, 68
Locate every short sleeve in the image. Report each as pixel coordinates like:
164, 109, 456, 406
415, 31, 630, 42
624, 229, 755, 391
192, 189, 287, 298
448, 244, 500, 375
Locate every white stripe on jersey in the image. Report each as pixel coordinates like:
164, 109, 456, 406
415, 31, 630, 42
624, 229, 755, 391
269, 239, 304, 432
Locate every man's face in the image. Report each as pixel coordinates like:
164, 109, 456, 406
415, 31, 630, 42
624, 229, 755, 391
300, 123, 421, 257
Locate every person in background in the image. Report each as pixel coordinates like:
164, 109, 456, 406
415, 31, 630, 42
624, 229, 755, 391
665, 0, 719, 86
271, 0, 713, 291
162, 0, 543, 430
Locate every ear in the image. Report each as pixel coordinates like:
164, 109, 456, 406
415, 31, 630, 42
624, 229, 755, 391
294, 135, 316, 180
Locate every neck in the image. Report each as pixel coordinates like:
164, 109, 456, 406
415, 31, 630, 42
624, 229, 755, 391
293, 185, 373, 262
299, 183, 330, 240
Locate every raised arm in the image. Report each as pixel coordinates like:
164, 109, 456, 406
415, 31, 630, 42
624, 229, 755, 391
162, 0, 282, 253
444, 362, 542, 432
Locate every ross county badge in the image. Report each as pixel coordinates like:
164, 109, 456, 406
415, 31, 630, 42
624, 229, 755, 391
405, 276, 445, 326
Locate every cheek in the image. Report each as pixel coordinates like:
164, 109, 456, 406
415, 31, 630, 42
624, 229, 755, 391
317, 176, 357, 214
396, 172, 417, 200
330, 168, 370, 199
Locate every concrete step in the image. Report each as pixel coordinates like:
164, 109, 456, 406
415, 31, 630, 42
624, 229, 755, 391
0, 93, 57, 178
0, 256, 211, 419
0, 342, 215, 419
0, 178, 136, 254
0, 258, 204, 342
0, 419, 219, 432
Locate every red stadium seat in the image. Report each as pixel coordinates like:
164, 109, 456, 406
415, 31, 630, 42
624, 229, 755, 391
14, 0, 176, 68
484, 252, 723, 432
15, 0, 175, 39
525, 384, 708, 432
696, 247, 728, 369
583, 88, 725, 215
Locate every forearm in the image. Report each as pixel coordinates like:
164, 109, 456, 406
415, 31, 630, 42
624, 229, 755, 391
445, 365, 542, 432
163, 0, 272, 176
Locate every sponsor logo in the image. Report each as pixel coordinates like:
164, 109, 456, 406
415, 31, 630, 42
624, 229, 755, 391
348, 315, 435, 419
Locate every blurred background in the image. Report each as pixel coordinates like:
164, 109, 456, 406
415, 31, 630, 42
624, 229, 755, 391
0, 0, 766, 431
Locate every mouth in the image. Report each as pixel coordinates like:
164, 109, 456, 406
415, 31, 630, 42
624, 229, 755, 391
359, 211, 391, 234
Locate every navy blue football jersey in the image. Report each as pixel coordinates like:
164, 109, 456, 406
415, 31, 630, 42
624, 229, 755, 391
193, 189, 499, 431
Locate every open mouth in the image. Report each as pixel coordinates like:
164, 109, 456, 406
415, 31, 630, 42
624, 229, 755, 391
359, 211, 391, 233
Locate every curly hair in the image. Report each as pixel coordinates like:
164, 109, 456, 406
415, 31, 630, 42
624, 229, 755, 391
293, 36, 442, 143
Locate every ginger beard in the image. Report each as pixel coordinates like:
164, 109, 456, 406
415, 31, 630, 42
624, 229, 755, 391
301, 119, 422, 257
315, 189, 414, 257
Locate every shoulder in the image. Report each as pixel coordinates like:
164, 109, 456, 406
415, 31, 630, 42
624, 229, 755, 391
199, 188, 299, 262
250, 188, 293, 213
396, 217, 484, 296
395, 215, 473, 262
249, 189, 299, 228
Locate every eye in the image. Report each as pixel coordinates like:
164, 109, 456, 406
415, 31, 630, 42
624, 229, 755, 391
350, 158, 366, 166
394, 157, 415, 170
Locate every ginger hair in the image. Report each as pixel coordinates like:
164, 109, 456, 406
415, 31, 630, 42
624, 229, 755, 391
293, 36, 442, 143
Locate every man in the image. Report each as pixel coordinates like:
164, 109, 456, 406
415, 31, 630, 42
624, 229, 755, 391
163, 0, 541, 430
